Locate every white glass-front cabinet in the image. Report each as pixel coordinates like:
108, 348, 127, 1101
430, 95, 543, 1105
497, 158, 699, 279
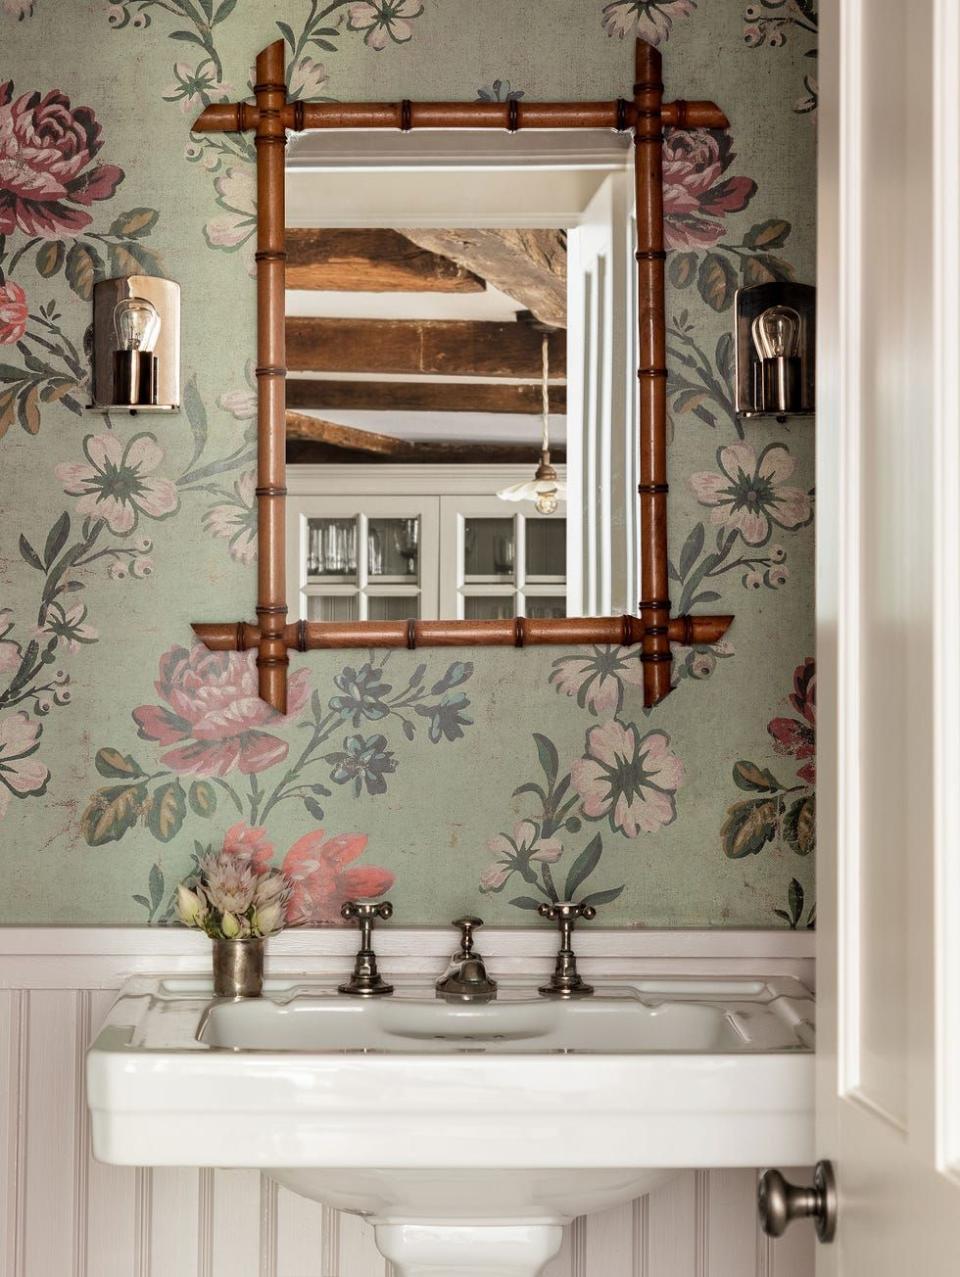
286, 466, 570, 623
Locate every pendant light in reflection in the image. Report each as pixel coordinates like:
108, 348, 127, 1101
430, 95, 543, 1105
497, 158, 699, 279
497, 332, 566, 516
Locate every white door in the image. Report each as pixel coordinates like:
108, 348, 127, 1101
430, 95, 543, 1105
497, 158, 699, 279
566, 171, 636, 616
815, 0, 960, 1269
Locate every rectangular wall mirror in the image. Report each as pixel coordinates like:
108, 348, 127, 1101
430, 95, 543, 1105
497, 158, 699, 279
283, 131, 639, 625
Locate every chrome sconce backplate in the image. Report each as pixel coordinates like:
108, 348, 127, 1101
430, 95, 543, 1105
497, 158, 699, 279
734, 281, 815, 419
90, 275, 180, 413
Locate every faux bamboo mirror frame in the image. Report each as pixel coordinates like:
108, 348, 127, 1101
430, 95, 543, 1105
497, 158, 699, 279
190, 38, 733, 714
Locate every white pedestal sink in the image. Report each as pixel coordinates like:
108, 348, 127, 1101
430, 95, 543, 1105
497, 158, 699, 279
87, 976, 814, 1276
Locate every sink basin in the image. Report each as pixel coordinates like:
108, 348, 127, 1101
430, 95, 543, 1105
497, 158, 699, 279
88, 975, 814, 1276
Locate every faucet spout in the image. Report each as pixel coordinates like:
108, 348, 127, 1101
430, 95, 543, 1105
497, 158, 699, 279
435, 917, 498, 1003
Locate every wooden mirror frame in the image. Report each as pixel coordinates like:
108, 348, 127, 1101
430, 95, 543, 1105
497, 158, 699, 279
191, 38, 733, 713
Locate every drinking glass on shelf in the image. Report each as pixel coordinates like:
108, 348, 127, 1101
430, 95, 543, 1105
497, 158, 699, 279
493, 534, 514, 576
393, 518, 419, 576
307, 525, 320, 575
368, 526, 383, 577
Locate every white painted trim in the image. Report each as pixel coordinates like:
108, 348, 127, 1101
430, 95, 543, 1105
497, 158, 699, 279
286, 129, 632, 172
0, 927, 814, 990
287, 463, 566, 497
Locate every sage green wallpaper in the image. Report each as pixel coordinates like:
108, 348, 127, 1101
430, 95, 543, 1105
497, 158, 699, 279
0, 0, 817, 927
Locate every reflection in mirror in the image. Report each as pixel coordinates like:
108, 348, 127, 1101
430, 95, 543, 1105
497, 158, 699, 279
284, 135, 638, 626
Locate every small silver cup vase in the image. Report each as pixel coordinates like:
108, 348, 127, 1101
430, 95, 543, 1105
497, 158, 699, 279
212, 936, 265, 998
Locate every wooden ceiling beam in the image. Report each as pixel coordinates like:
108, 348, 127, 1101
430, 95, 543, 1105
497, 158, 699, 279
286, 317, 566, 378
399, 228, 567, 328
285, 410, 565, 464
285, 228, 486, 292
287, 377, 566, 415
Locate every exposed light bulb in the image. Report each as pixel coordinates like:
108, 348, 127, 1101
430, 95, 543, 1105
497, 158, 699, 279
752, 305, 800, 361
113, 296, 161, 353
535, 488, 559, 516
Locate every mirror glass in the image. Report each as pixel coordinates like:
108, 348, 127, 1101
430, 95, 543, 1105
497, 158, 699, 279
284, 132, 638, 624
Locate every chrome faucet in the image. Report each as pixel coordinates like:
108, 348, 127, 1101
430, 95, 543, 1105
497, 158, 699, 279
538, 900, 597, 997
339, 899, 394, 996
435, 917, 498, 1003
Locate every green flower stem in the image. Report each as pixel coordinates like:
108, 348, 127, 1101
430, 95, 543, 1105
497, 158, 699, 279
255, 708, 340, 825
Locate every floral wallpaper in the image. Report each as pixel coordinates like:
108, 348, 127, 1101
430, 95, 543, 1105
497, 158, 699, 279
0, 0, 815, 927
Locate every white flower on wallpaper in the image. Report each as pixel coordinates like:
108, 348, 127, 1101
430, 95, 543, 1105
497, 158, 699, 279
601, 0, 696, 43
0, 711, 49, 819
571, 722, 684, 838
347, 0, 425, 50
55, 432, 179, 536
689, 442, 813, 547
202, 470, 257, 565
203, 165, 257, 275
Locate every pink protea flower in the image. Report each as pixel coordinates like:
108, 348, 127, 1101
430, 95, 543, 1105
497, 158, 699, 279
222, 821, 275, 873
662, 129, 756, 249
549, 646, 644, 717
0, 710, 49, 818
132, 644, 310, 777
768, 658, 815, 784
0, 80, 124, 237
571, 721, 683, 838
200, 850, 259, 914
55, 432, 179, 536
283, 829, 394, 925
690, 442, 812, 547
0, 280, 28, 344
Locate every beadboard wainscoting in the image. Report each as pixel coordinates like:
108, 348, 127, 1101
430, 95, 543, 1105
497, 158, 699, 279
0, 928, 815, 1277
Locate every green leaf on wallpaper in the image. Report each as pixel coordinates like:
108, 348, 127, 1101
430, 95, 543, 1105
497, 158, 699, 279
304, 796, 325, 821
784, 794, 815, 856
43, 512, 70, 568
788, 876, 804, 923
109, 208, 159, 239
720, 797, 780, 859
277, 20, 296, 48
188, 779, 217, 818
743, 219, 791, 250
732, 760, 783, 793
533, 732, 559, 788
168, 29, 207, 49
65, 242, 104, 301
563, 833, 603, 901
742, 254, 796, 288
81, 782, 148, 846
18, 534, 43, 572
108, 242, 162, 280
95, 747, 145, 780
35, 240, 64, 278
214, 0, 238, 23
697, 253, 737, 312
508, 896, 544, 911
183, 376, 208, 471
678, 523, 705, 581
581, 885, 625, 907
146, 779, 187, 843
715, 333, 735, 390
668, 251, 697, 289
17, 384, 40, 434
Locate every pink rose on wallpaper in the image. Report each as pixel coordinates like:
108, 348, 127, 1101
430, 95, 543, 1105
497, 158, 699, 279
0, 80, 124, 237
222, 821, 275, 873
768, 658, 816, 784
283, 830, 394, 925
571, 722, 683, 838
662, 129, 756, 249
0, 710, 49, 819
0, 280, 27, 344
132, 644, 310, 777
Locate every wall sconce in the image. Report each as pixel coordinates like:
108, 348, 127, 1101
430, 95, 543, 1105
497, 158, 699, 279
90, 275, 180, 413
734, 282, 815, 419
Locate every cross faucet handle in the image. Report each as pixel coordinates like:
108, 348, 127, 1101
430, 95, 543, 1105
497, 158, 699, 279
339, 899, 394, 997
537, 901, 597, 925
538, 900, 597, 998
